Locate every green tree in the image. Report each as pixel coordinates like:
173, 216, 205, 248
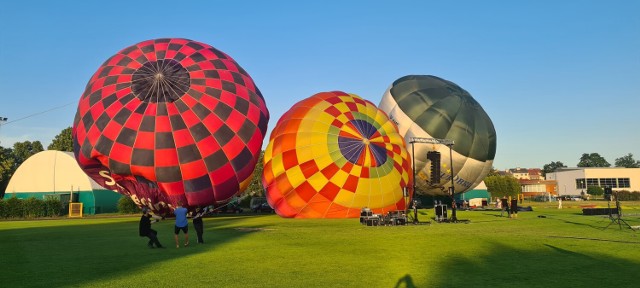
614, 153, 640, 168
0, 146, 16, 197
577, 153, 610, 167
586, 186, 604, 200
48, 127, 73, 151
484, 175, 521, 198
117, 196, 139, 214
486, 166, 500, 177
12, 141, 44, 165
542, 161, 567, 177
484, 176, 501, 197
246, 151, 265, 197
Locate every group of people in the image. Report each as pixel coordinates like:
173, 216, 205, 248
138, 201, 209, 249
497, 197, 519, 218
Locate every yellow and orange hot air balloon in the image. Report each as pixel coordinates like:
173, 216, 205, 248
262, 91, 412, 218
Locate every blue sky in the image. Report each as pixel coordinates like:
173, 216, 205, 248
0, 0, 638, 170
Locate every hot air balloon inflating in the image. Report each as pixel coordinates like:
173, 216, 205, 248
72, 38, 269, 214
263, 91, 412, 218
379, 75, 496, 196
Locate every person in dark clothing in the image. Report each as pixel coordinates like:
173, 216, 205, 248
500, 198, 508, 217
192, 206, 208, 244
139, 207, 164, 248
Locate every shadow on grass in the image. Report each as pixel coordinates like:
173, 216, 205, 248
480, 212, 510, 219
541, 214, 638, 231
420, 241, 640, 288
394, 274, 416, 288
0, 215, 268, 287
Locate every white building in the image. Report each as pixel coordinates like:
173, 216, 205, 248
505, 168, 544, 180
546, 167, 640, 196
507, 168, 529, 179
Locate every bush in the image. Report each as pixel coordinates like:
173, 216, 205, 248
44, 198, 64, 217
616, 190, 640, 201
0, 197, 64, 218
0, 199, 6, 218
117, 196, 139, 214
23, 197, 45, 218
4, 197, 24, 218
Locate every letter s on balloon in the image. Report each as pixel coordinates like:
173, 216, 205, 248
99, 170, 116, 186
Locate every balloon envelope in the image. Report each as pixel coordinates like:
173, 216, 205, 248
72, 38, 269, 213
379, 75, 496, 196
263, 91, 412, 218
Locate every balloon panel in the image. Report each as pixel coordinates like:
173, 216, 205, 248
72, 38, 269, 213
263, 91, 412, 218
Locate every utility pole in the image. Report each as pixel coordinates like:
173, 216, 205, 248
0, 117, 8, 145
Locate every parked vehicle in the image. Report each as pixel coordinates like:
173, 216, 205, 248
250, 197, 274, 213
559, 195, 584, 201
216, 201, 244, 214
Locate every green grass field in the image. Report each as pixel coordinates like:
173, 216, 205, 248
1, 201, 640, 288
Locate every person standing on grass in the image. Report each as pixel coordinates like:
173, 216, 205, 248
192, 206, 207, 244
174, 201, 189, 248
139, 207, 164, 248
500, 198, 508, 217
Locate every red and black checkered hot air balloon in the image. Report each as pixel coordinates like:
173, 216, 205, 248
72, 38, 269, 214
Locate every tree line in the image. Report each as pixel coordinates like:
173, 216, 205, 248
2, 125, 639, 202
485, 152, 640, 199
541, 152, 640, 177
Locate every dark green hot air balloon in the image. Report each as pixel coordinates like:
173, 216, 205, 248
379, 75, 496, 196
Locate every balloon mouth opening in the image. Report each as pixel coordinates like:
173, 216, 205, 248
131, 59, 190, 102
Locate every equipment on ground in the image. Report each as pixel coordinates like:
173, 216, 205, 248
603, 192, 632, 230
359, 208, 408, 226
434, 203, 447, 222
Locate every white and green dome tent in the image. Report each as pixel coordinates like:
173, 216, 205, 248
3, 150, 123, 214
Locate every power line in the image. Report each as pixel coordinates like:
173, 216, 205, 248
0, 102, 75, 126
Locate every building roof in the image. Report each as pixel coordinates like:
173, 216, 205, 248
554, 167, 640, 172
508, 168, 528, 173
528, 168, 541, 176
5, 150, 109, 193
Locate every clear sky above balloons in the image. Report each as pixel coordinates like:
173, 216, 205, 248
0, 0, 638, 171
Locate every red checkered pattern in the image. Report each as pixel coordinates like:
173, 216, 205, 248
73, 38, 269, 213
